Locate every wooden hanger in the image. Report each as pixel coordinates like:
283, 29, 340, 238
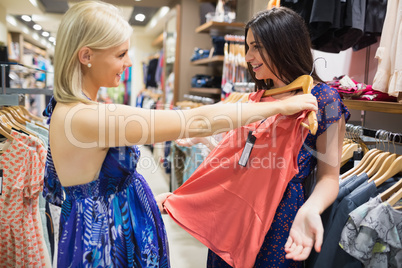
18, 105, 45, 122
0, 112, 14, 142
358, 150, 386, 177
0, 124, 14, 141
0, 110, 37, 137
387, 187, 402, 207
380, 178, 402, 202
340, 148, 380, 180
2, 107, 27, 125
374, 154, 402, 187
341, 143, 359, 164
262, 75, 318, 135
13, 106, 47, 130
365, 151, 392, 178
368, 153, 397, 182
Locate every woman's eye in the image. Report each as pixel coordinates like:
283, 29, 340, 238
119, 52, 126, 58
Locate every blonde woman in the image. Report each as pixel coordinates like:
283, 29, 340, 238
43, 1, 317, 267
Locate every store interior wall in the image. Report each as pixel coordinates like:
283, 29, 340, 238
129, 31, 155, 106
0, 3, 7, 43
177, 0, 212, 101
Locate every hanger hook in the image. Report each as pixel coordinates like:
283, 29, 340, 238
375, 129, 381, 149
310, 57, 327, 76
386, 131, 391, 152
390, 133, 396, 154
381, 130, 388, 151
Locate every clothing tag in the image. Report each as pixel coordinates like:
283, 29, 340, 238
0, 169, 3, 195
238, 131, 256, 167
353, 150, 363, 167
222, 82, 233, 94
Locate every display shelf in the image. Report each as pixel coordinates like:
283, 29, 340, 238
195, 21, 245, 35
343, 99, 402, 114
198, 0, 217, 2
191, 55, 224, 66
190, 87, 221, 95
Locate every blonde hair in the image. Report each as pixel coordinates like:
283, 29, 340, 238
53, 0, 133, 103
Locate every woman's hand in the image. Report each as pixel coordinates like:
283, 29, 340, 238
155, 192, 172, 214
279, 93, 318, 116
284, 206, 323, 261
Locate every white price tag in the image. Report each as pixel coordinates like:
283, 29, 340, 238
222, 82, 233, 93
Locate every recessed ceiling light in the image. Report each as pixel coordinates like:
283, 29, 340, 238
135, 13, 146, 22
21, 15, 32, 22
6, 15, 17, 26
33, 24, 42, 30
49, 36, 55, 42
42, 31, 49, 37
135, 0, 141, 1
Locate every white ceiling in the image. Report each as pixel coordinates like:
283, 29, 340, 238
3, 0, 174, 46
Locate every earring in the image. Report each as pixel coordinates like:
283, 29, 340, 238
88, 63, 92, 68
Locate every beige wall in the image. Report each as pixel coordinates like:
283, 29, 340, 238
177, 0, 212, 101
0, 3, 7, 44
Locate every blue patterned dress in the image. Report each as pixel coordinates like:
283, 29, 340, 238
207, 83, 350, 267
42, 98, 170, 268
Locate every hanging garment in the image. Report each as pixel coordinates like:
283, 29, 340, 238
208, 83, 351, 268
0, 130, 47, 267
373, 0, 402, 97
164, 91, 309, 268
340, 196, 402, 268
307, 175, 400, 268
42, 98, 170, 268
320, 173, 369, 231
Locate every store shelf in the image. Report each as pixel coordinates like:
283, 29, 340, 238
191, 55, 224, 66
343, 99, 402, 114
190, 87, 221, 95
196, 21, 245, 35
198, 0, 217, 2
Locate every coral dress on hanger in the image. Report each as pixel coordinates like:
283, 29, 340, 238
164, 90, 310, 268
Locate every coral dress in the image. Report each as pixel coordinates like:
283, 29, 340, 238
207, 83, 350, 267
164, 90, 310, 268
42, 98, 170, 268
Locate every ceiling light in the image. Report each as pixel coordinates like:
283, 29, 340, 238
29, 0, 39, 8
33, 24, 42, 30
135, 14, 146, 22
135, 0, 142, 1
21, 15, 32, 22
42, 31, 49, 37
6, 15, 17, 26
49, 36, 55, 42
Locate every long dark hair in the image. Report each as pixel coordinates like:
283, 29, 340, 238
245, 7, 322, 90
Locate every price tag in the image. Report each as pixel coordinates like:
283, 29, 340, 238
238, 131, 256, 167
0, 169, 3, 195
222, 82, 233, 94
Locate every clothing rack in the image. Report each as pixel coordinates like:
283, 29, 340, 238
346, 123, 402, 146
183, 94, 215, 104
361, 127, 402, 145
0, 62, 53, 106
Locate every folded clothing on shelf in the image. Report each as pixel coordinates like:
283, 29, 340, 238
191, 74, 222, 88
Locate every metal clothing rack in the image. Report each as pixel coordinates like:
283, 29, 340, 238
361, 127, 402, 145
0, 62, 53, 106
345, 124, 402, 149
